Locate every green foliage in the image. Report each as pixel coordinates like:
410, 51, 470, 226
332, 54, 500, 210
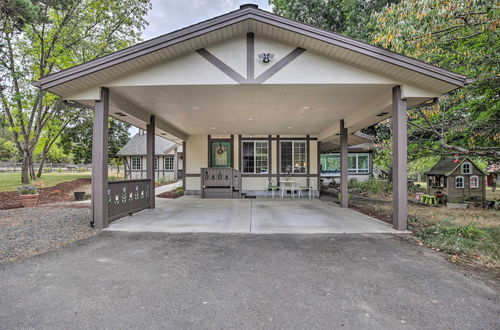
348, 178, 392, 196
59, 111, 130, 164
271, 0, 399, 41
0, 137, 19, 160
371, 0, 500, 160
0, 0, 151, 182
410, 218, 499, 267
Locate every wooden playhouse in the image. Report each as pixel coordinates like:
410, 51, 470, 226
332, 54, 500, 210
425, 156, 486, 203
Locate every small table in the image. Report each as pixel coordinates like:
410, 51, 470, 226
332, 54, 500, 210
420, 194, 438, 206
280, 180, 296, 199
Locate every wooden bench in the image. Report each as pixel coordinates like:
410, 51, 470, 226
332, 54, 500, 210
201, 168, 241, 198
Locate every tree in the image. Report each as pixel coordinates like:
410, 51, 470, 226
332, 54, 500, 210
371, 0, 500, 160
272, 0, 399, 41
59, 110, 130, 164
0, 0, 151, 183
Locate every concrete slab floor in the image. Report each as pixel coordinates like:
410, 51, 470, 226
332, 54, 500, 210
0, 232, 497, 329
106, 196, 399, 234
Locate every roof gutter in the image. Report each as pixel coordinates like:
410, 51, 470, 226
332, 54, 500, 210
63, 99, 94, 110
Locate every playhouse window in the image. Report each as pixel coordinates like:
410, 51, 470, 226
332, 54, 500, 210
461, 162, 471, 174
455, 176, 464, 188
470, 176, 479, 188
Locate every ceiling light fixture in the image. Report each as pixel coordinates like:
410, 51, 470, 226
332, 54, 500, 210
210, 126, 216, 130
303, 106, 310, 110
287, 126, 292, 129
193, 106, 200, 110
248, 118, 253, 121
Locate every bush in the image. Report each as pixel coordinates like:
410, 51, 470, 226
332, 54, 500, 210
348, 179, 392, 196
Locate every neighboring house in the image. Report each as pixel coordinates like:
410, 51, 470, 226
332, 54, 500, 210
320, 142, 373, 184
117, 131, 183, 181
35, 4, 469, 230
425, 156, 486, 203
485, 164, 499, 189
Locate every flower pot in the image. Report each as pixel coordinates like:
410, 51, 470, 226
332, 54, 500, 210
19, 194, 39, 207
74, 191, 86, 201
337, 192, 351, 201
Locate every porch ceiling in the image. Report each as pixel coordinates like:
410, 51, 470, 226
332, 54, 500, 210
107, 83, 393, 144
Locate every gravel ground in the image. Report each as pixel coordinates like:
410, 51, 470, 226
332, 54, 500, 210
0, 205, 97, 263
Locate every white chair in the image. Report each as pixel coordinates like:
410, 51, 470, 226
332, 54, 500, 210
298, 185, 313, 198
280, 180, 296, 199
265, 178, 279, 198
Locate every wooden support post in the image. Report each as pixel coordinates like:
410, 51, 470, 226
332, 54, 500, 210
92, 88, 109, 229
182, 141, 186, 190
340, 120, 348, 208
146, 115, 155, 209
173, 147, 178, 181
392, 86, 408, 230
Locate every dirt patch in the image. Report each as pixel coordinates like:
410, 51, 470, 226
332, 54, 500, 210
0, 205, 96, 263
0, 178, 91, 210
156, 189, 184, 199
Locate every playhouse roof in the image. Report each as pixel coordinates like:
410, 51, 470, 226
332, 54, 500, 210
426, 156, 485, 176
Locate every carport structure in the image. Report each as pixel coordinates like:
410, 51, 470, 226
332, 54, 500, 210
35, 4, 469, 230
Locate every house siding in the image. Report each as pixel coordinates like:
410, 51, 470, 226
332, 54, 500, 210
184, 134, 319, 195
447, 166, 485, 203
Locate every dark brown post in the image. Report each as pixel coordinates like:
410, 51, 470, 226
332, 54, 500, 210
317, 141, 321, 196
92, 88, 109, 229
182, 141, 186, 189
306, 135, 310, 187
173, 146, 178, 181
146, 115, 155, 209
340, 120, 348, 208
392, 86, 408, 230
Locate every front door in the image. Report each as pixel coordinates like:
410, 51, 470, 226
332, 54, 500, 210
210, 140, 232, 168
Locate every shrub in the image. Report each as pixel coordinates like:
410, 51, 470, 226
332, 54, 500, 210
17, 185, 38, 195
349, 179, 392, 196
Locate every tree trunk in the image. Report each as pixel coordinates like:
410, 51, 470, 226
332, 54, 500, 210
21, 154, 30, 184
37, 141, 50, 178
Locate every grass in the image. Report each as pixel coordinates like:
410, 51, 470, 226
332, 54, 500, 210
0, 172, 91, 192
350, 196, 500, 270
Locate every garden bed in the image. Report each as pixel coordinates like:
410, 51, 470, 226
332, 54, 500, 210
0, 178, 91, 210
156, 187, 184, 199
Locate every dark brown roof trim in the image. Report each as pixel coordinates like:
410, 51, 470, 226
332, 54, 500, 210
37, 6, 468, 90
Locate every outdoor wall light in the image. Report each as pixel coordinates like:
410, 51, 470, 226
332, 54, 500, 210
258, 53, 274, 63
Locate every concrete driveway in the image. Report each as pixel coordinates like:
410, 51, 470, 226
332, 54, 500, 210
0, 232, 498, 329
106, 196, 399, 234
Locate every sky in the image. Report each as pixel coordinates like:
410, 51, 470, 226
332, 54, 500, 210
129, 1, 272, 135
142, 0, 272, 40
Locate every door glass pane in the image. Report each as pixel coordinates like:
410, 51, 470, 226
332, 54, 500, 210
255, 141, 268, 174
280, 141, 293, 173
242, 142, 254, 173
293, 141, 306, 173
211, 141, 231, 168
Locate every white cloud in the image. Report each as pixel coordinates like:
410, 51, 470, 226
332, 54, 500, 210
142, 0, 272, 40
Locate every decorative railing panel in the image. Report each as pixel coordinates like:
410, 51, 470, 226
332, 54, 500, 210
201, 168, 241, 198
108, 179, 151, 221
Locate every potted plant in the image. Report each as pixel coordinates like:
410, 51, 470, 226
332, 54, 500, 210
17, 184, 39, 207
74, 191, 86, 201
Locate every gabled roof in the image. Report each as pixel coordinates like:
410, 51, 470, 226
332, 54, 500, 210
116, 134, 181, 156
35, 4, 469, 96
425, 156, 485, 176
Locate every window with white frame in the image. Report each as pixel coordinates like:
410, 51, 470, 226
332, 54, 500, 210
131, 157, 141, 170
320, 153, 370, 174
461, 162, 472, 174
164, 156, 174, 171
280, 140, 306, 174
470, 175, 479, 188
455, 176, 464, 188
154, 157, 158, 170
242, 141, 268, 174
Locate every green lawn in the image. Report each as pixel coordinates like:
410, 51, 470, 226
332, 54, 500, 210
0, 172, 91, 192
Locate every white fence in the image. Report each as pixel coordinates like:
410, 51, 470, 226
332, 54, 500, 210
0, 162, 122, 173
